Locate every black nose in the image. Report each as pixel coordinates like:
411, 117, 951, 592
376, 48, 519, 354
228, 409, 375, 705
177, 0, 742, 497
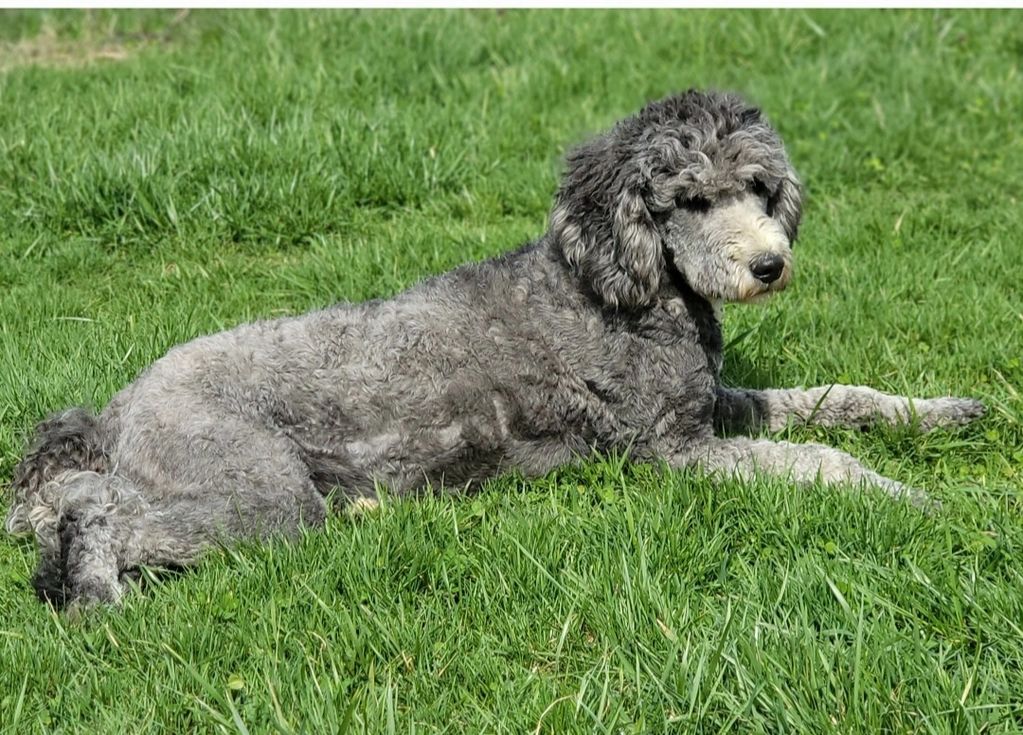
749, 254, 785, 284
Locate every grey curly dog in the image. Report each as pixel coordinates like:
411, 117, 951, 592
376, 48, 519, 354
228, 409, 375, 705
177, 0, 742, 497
6, 89, 984, 609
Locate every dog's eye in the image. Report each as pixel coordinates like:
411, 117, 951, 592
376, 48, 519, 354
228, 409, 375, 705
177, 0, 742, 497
751, 179, 778, 216
676, 194, 711, 213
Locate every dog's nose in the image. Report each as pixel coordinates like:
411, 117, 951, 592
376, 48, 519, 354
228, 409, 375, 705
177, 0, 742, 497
749, 254, 785, 284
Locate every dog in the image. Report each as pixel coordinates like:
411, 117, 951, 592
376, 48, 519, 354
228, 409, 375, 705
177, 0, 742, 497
5, 89, 984, 608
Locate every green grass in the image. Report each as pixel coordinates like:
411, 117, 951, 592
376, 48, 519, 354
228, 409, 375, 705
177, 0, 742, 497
1, 8, 1022, 733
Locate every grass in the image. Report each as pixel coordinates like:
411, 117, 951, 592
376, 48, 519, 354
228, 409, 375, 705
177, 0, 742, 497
1, 8, 1022, 733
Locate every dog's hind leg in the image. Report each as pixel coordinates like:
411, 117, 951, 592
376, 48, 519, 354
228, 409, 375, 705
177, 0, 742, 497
39, 475, 328, 609
26, 471, 142, 607
673, 434, 933, 508
714, 385, 984, 435
35, 417, 328, 609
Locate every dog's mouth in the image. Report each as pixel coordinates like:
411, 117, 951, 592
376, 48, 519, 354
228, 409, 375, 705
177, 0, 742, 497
739, 288, 779, 304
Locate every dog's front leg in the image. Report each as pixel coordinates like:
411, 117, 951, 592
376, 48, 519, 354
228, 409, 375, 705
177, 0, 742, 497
713, 385, 984, 435
673, 435, 933, 508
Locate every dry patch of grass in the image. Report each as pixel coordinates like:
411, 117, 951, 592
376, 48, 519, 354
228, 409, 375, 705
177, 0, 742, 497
0, 11, 187, 72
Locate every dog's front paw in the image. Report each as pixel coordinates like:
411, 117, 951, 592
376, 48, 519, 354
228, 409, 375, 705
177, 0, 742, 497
869, 474, 940, 512
914, 397, 986, 431
897, 485, 941, 513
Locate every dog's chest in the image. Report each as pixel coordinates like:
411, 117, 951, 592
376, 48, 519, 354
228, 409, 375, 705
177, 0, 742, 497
626, 299, 722, 437
571, 313, 719, 448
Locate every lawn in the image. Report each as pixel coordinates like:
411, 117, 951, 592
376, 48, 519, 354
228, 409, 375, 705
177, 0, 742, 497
1, 9, 1022, 733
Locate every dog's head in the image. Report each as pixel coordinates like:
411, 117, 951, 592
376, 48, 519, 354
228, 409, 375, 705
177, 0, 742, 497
550, 89, 802, 308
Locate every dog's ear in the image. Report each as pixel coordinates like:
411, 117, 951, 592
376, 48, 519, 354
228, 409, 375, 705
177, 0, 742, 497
773, 169, 803, 243
550, 138, 663, 309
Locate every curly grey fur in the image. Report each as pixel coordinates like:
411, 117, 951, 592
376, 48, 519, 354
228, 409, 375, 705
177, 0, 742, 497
6, 408, 109, 535
5, 89, 984, 609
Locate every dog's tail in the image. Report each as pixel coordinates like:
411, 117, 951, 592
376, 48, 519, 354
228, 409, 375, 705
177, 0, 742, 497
5, 407, 109, 537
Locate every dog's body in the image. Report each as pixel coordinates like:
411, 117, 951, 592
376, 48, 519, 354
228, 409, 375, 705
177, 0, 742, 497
6, 90, 983, 608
